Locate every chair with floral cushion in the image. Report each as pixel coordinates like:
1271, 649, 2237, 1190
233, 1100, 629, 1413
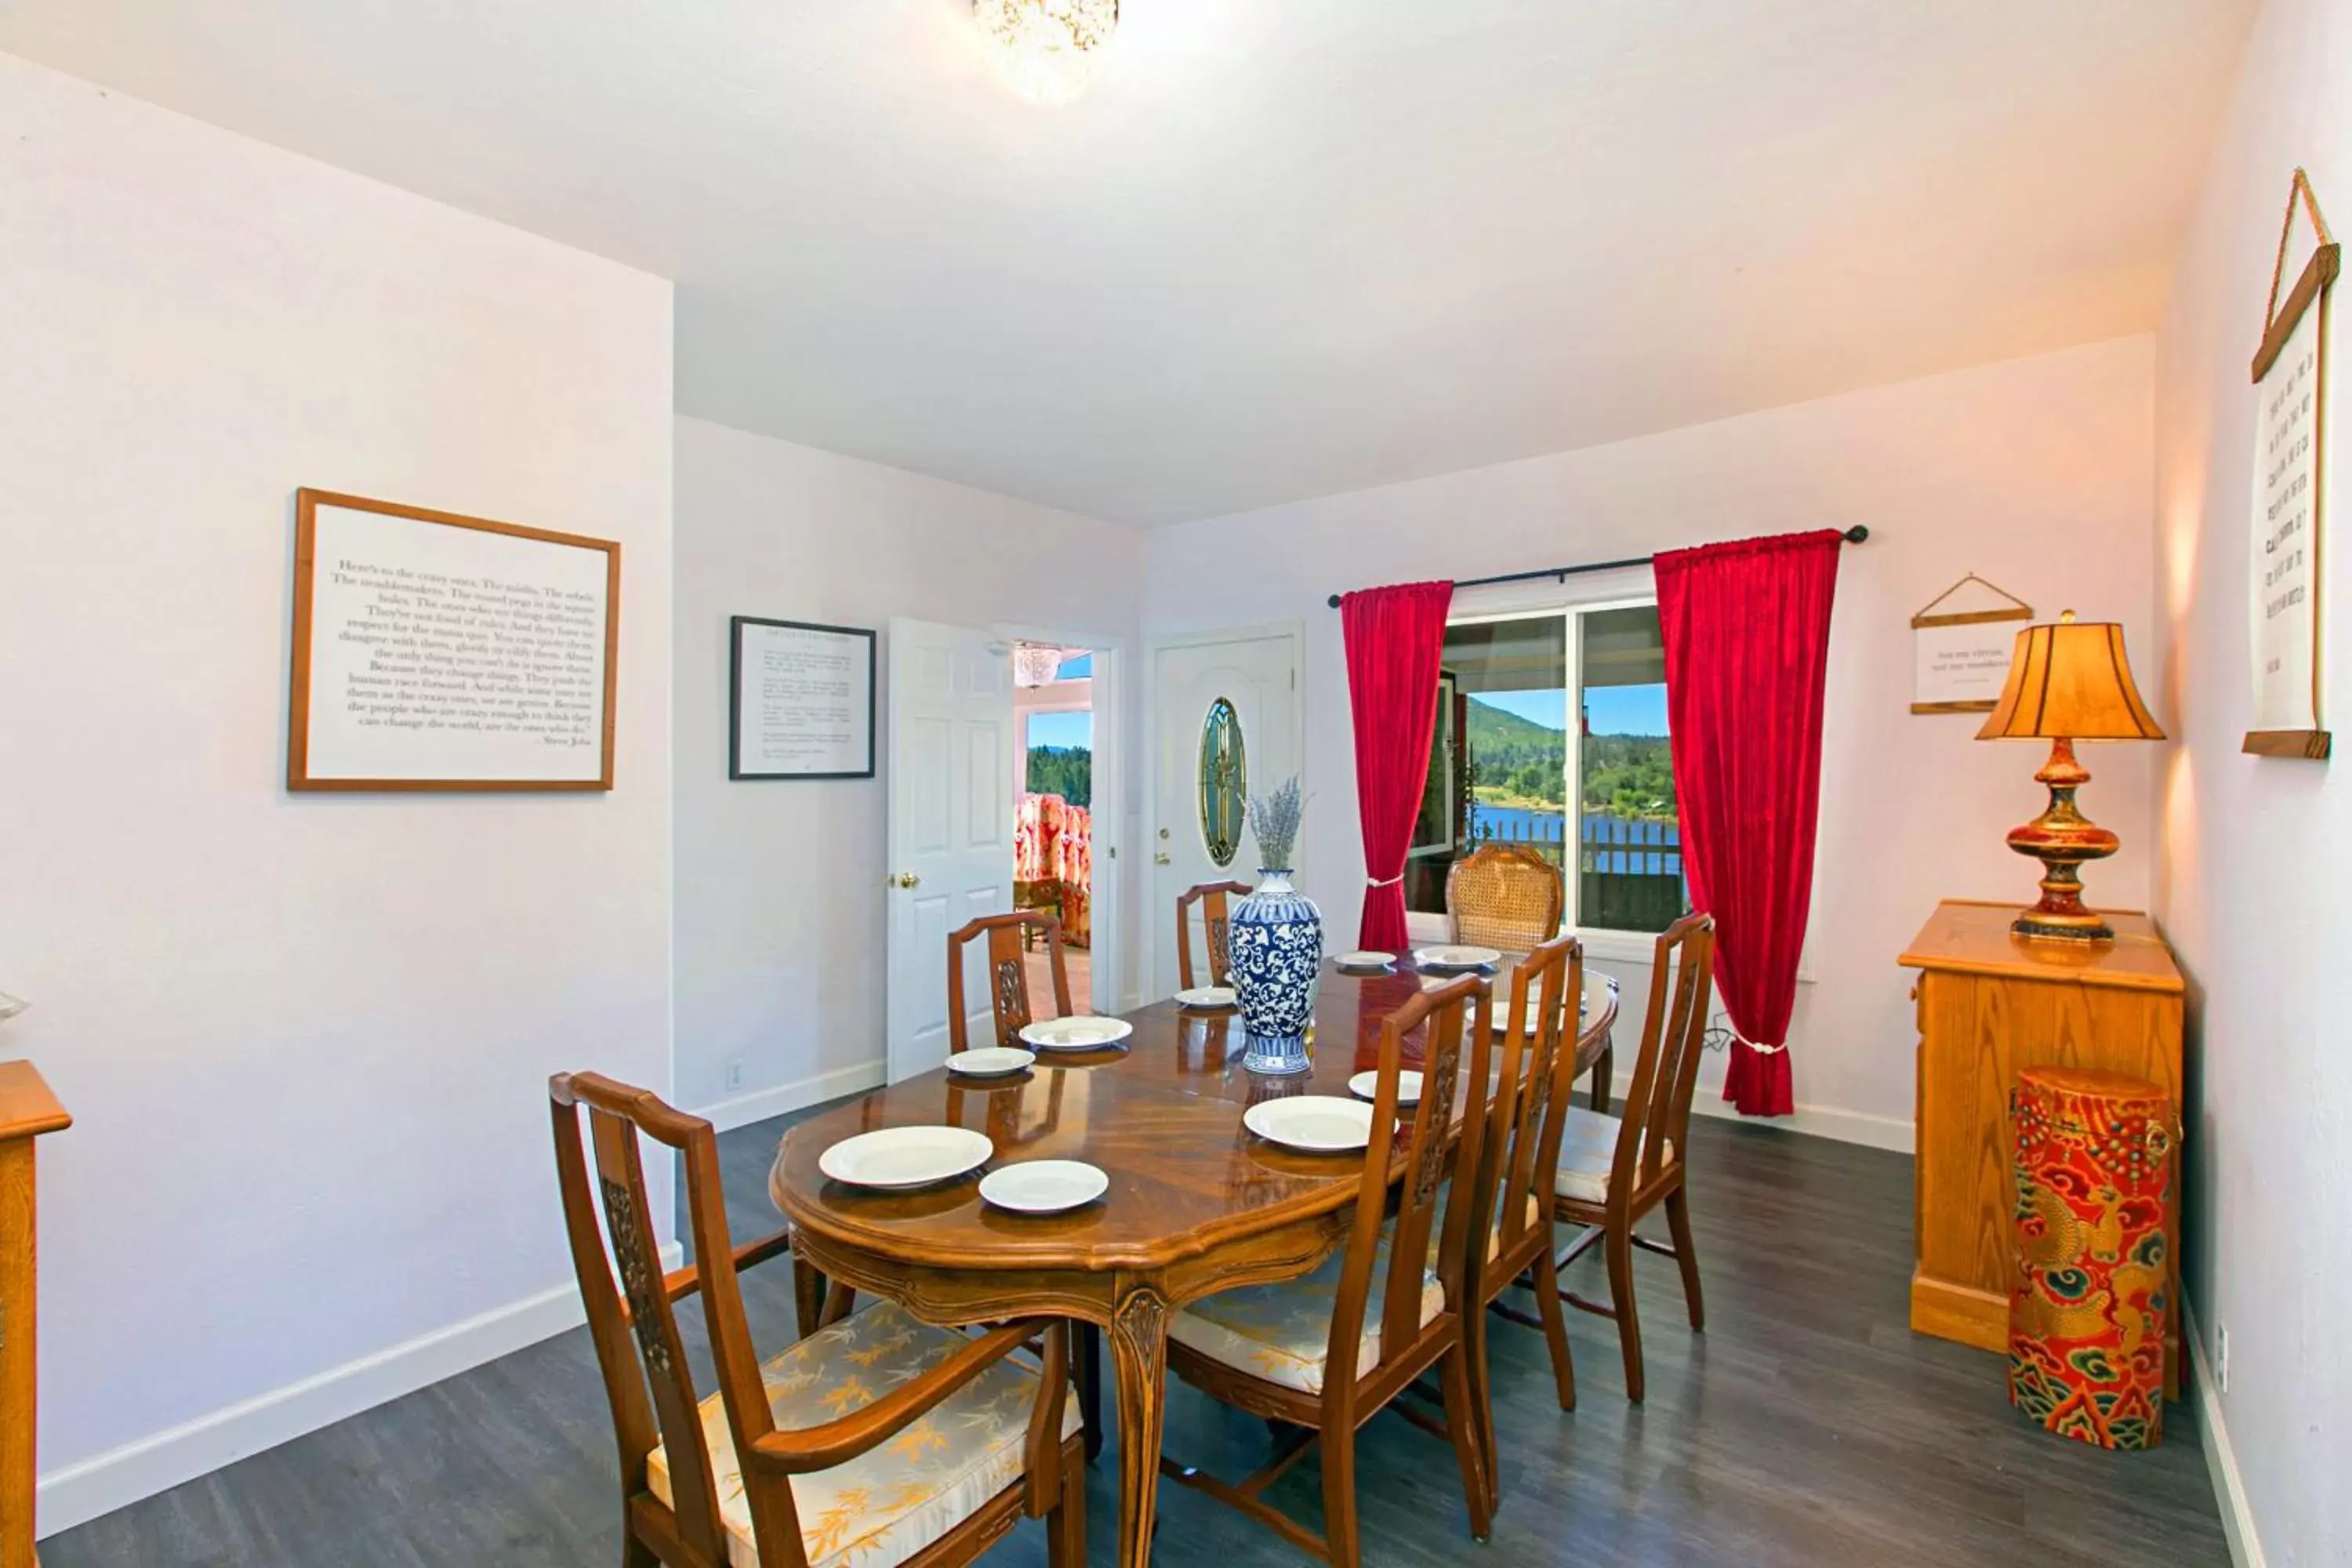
550, 1072, 1085, 1568
947, 912, 1073, 1053
1548, 911, 1716, 1403
1160, 974, 1498, 1565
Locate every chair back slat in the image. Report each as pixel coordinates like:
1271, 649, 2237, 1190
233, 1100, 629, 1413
1445, 844, 1565, 953
1175, 880, 1253, 989
1486, 935, 1581, 1267
1610, 913, 1717, 1193
948, 912, 1072, 1052
1324, 974, 1491, 1393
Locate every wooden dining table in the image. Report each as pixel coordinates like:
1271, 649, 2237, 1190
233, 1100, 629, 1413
771, 956, 1621, 1568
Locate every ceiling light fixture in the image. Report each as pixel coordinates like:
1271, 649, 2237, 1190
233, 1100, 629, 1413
975, 0, 1119, 107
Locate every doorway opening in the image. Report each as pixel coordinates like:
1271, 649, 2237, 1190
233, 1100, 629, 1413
1014, 643, 1097, 1008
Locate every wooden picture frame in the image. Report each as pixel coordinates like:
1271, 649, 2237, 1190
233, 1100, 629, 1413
2245, 169, 2336, 760
289, 488, 621, 791
1911, 574, 2033, 713
728, 617, 877, 780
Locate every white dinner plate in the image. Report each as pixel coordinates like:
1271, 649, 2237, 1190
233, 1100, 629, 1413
1415, 945, 1502, 972
818, 1126, 994, 1190
1348, 1069, 1423, 1106
1243, 1095, 1377, 1153
1019, 1015, 1135, 1051
1174, 985, 1237, 1010
979, 1160, 1109, 1214
1334, 950, 1396, 971
949, 1046, 1036, 1077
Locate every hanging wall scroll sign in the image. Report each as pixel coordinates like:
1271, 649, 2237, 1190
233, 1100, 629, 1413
2246, 168, 2336, 760
1911, 574, 2034, 714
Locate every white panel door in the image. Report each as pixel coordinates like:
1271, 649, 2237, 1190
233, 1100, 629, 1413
887, 619, 1014, 1083
1151, 630, 1302, 1000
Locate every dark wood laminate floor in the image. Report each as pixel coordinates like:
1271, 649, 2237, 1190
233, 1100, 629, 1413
44, 1112, 2227, 1567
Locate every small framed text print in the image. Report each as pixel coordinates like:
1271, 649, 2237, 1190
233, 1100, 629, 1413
1911, 573, 2033, 713
288, 489, 620, 791
729, 617, 877, 780
2245, 168, 2336, 760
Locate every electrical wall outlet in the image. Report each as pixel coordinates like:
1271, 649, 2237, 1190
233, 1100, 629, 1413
725, 1058, 746, 1094
2216, 1323, 2230, 1394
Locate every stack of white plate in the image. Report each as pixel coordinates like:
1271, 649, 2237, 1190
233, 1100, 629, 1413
1243, 1096, 1376, 1152
1020, 1016, 1134, 1051
818, 1126, 994, 1189
979, 1160, 1109, 1214
1414, 946, 1502, 972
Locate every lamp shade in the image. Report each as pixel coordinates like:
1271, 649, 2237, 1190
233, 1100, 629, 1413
1976, 614, 2165, 742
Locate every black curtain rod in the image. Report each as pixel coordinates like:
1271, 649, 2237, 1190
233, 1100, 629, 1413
1322, 525, 1870, 608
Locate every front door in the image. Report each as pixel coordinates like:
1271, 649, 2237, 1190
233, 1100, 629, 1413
885, 618, 1014, 1083
1151, 630, 1303, 999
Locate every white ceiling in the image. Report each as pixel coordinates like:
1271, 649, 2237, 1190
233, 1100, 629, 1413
0, 1, 2254, 524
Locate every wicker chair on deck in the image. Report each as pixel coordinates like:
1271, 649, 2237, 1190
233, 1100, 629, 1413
1444, 844, 1613, 1110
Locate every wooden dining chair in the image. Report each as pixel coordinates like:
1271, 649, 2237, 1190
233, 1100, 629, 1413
947, 911, 1073, 1053
1444, 843, 1564, 953
1161, 975, 1498, 1565
1174, 878, 1254, 989
1446, 844, 1614, 1112
1547, 912, 1716, 1402
550, 1071, 1086, 1568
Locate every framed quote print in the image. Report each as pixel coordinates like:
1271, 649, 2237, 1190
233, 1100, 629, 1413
2245, 168, 2336, 760
729, 617, 877, 779
288, 488, 621, 791
1911, 573, 2033, 713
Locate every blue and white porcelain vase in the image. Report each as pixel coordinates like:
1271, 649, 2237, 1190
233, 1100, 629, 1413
1230, 867, 1323, 1075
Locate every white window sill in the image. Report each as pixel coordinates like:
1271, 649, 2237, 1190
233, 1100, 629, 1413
1576, 926, 1814, 984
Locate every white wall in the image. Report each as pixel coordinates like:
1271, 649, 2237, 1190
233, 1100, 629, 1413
0, 54, 675, 1533
1144, 338, 2159, 1139
673, 417, 1143, 1120
2153, 0, 2352, 1560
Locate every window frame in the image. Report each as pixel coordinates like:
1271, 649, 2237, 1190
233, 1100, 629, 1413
1441, 571, 1680, 963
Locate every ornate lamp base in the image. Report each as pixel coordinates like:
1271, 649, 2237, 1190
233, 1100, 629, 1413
2005, 738, 2118, 943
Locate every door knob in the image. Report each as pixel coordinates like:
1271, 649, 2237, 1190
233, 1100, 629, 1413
889, 872, 921, 889
1154, 852, 1171, 866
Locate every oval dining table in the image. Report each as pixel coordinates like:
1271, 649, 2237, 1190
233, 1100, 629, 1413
771, 956, 1621, 1568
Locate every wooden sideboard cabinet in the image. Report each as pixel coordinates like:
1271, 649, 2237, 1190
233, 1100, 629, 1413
1, 1061, 71, 1568
1897, 900, 2185, 1396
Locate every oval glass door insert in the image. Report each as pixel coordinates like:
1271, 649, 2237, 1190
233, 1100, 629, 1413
1199, 696, 1247, 867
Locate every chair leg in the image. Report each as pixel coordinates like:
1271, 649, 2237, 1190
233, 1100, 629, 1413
1439, 1344, 1494, 1541
1605, 1218, 1645, 1403
1530, 1247, 1578, 1411
1320, 1419, 1361, 1568
622, 1531, 659, 1568
1588, 1044, 1613, 1113
1664, 1188, 1705, 1330
1462, 1290, 1500, 1518
1047, 1440, 1088, 1568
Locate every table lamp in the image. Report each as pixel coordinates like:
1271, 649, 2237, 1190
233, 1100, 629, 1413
1975, 611, 2165, 942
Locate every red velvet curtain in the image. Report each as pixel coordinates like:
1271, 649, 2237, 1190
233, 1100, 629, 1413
1340, 580, 1454, 952
1653, 530, 1843, 1117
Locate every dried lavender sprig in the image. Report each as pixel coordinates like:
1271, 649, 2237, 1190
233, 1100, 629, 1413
1247, 774, 1304, 869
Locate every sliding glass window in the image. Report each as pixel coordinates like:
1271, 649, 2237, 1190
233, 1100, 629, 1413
1406, 601, 1686, 937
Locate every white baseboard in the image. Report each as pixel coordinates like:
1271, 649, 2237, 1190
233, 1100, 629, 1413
1611, 1070, 1915, 1154
694, 1061, 886, 1134
2185, 1305, 2265, 1568
36, 1240, 682, 1541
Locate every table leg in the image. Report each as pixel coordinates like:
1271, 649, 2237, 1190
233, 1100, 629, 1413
1076, 1321, 1105, 1463
1109, 1288, 1169, 1568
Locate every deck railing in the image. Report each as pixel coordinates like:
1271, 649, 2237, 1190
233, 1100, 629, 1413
1467, 809, 1686, 932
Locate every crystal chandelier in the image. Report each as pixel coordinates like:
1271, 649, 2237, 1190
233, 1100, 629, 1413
1012, 644, 1067, 688
975, 0, 1119, 106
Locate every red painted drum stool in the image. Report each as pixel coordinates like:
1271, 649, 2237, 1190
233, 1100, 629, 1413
2006, 1066, 2178, 1449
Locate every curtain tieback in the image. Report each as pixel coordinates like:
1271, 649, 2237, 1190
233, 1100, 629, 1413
1366, 873, 1405, 888
1737, 1037, 1788, 1056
